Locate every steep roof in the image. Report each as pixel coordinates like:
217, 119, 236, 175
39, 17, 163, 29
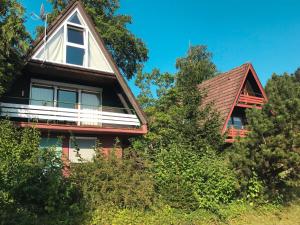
198, 63, 266, 133
26, 0, 147, 125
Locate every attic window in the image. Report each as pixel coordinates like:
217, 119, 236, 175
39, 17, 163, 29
69, 13, 82, 25
66, 25, 85, 66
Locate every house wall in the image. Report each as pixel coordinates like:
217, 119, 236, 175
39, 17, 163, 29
1, 70, 133, 111
1, 74, 31, 104
41, 132, 124, 160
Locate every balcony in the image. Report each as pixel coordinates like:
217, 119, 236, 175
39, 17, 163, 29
237, 94, 264, 109
225, 127, 249, 143
0, 97, 141, 132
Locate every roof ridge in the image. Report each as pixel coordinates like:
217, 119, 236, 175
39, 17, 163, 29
198, 63, 250, 87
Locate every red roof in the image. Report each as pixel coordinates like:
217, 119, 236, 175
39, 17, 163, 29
198, 63, 251, 132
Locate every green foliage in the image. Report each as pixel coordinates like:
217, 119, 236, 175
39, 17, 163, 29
42, 0, 148, 80
154, 145, 238, 211
0, 0, 30, 96
0, 120, 80, 225
134, 45, 223, 157
88, 204, 219, 225
246, 171, 265, 205
70, 148, 155, 211
135, 68, 174, 108
230, 72, 300, 201
132, 45, 230, 213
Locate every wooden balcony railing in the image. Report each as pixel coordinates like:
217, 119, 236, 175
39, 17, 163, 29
0, 102, 140, 127
237, 94, 264, 109
225, 127, 249, 143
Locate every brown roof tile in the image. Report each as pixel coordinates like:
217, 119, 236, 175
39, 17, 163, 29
198, 63, 250, 131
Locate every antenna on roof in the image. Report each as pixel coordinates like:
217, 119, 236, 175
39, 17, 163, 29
30, 3, 49, 63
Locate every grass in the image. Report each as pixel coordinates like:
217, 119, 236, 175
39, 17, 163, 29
228, 201, 300, 225
87, 200, 300, 225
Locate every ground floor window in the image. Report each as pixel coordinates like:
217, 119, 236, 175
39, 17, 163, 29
39, 137, 62, 158
69, 137, 96, 163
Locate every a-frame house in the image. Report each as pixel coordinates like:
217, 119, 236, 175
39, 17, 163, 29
198, 63, 267, 143
0, 0, 147, 162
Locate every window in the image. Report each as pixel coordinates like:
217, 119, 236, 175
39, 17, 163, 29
40, 138, 62, 158
31, 85, 54, 106
67, 27, 84, 44
57, 89, 78, 109
228, 116, 244, 129
30, 79, 102, 110
66, 46, 84, 65
81, 92, 101, 110
69, 137, 96, 163
68, 13, 82, 25
66, 12, 85, 66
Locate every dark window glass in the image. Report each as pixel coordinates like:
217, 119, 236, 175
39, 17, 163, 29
57, 90, 77, 109
66, 46, 84, 65
233, 117, 243, 129
67, 27, 84, 45
31, 86, 54, 106
81, 92, 101, 110
69, 13, 81, 25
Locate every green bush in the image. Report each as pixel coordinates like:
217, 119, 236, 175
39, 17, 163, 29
0, 120, 81, 225
154, 144, 238, 212
70, 147, 155, 212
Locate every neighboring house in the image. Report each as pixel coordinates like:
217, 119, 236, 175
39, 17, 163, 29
0, 0, 147, 163
198, 63, 267, 143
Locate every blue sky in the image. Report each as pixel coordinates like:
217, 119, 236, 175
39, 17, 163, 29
21, 0, 300, 95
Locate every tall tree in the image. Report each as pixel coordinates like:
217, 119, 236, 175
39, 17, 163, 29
0, 0, 30, 96
39, 0, 148, 80
134, 45, 223, 155
230, 72, 300, 200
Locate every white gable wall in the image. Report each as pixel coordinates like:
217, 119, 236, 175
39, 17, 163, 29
32, 8, 113, 73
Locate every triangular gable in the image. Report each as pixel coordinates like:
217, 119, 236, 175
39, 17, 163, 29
198, 63, 267, 134
221, 64, 267, 133
31, 6, 113, 73
198, 63, 249, 130
28, 0, 147, 126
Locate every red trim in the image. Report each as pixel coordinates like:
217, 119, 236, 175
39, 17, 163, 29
236, 103, 262, 109
16, 122, 147, 135
221, 64, 251, 133
225, 127, 249, 143
248, 64, 268, 101
221, 64, 268, 134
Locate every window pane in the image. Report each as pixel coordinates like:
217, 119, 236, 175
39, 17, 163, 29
81, 92, 101, 110
233, 117, 243, 129
40, 138, 62, 158
31, 86, 54, 106
66, 46, 84, 65
67, 27, 84, 45
68, 13, 82, 25
58, 90, 77, 109
69, 138, 96, 163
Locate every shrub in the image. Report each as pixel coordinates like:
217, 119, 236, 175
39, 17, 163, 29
70, 147, 155, 212
154, 144, 238, 212
0, 120, 81, 225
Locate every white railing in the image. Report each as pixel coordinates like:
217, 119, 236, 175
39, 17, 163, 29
0, 102, 140, 127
